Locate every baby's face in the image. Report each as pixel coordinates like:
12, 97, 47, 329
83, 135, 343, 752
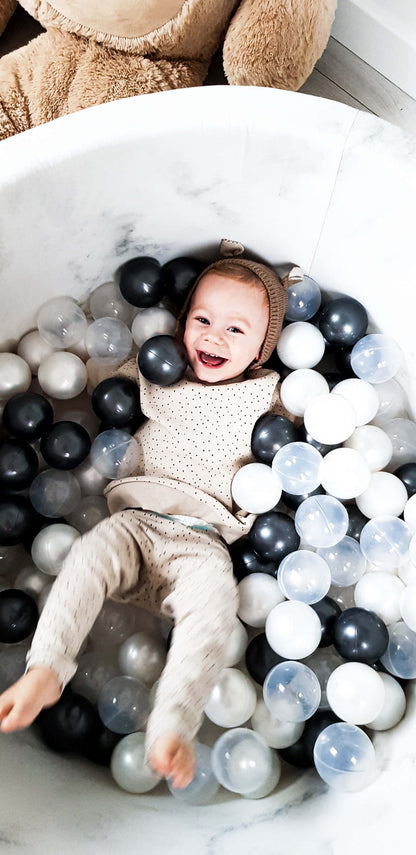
183, 272, 269, 383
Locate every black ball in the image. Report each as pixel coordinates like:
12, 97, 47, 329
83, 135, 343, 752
347, 504, 368, 541
138, 335, 188, 386
162, 256, 204, 305
262, 350, 293, 379
301, 710, 341, 764
394, 462, 416, 498
119, 256, 167, 308
0, 589, 38, 643
250, 511, 300, 563
251, 414, 298, 465
37, 693, 96, 753
311, 596, 342, 647
333, 346, 357, 378
245, 633, 284, 685
332, 607, 389, 664
82, 713, 123, 765
281, 485, 325, 512
2, 392, 54, 441
0, 438, 38, 490
318, 297, 368, 346
91, 377, 143, 429
0, 496, 39, 546
40, 421, 91, 470
297, 423, 340, 456
323, 371, 344, 391
278, 739, 313, 769
228, 537, 278, 582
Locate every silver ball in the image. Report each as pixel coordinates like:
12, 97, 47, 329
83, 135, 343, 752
73, 458, 110, 496
38, 352, 87, 399
111, 732, 161, 794
0, 353, 31, 400
31, 523, 80, 575
17, 330, 55, 375
118, 631, 166, 686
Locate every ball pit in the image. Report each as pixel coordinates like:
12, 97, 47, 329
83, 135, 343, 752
1, 86, 416, 853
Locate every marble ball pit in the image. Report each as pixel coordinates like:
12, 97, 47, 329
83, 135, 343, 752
1, 86, 416, 855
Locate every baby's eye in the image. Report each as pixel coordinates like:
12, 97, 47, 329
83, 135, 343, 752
195, 316, 209, 325
228, 326, 243, 334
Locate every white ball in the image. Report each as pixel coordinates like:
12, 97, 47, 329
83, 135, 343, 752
17, 330, 55, 374
222, 621, 249, 667
265, 600, 321, 659
31, 523, 80, 575
326, 662, 385, 724
251, 698, 305, 749
205, 668, 257, 728
355, 472, 408, 518
320, 448, 371, 500
400, 582, 416, 631
231, 463, 282, 514
343, 425, 393, 471
404, 494, 416, 531
303, 393, 356, 445
237, 573, 284, 628
398, 560, 416, 585
276, 322, 325, 369
331, 378, 379, 426
131, 307, 176, 348
38, 351, 88, 399
366, 672, 406, 731
280, 369, 329, 417
0, 353, 31, 400
354, 572, 404, 625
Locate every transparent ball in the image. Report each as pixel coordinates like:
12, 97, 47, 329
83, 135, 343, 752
285, 275, 321, 322
380, 620, 416, 679
382, 418, 416, 469
204, 667, 257, 728
316, 536, 367, 588
265, 600, 322, 659
294, 495, 349, 548
31, 523, 80, 575
303, 647, 344, 710
276, 322, 326, 369
73, 458, 110, 496
354, 572, 404, 625
13, 564, 51, 602
167, 743, 220, 805
303, 393, 356, 445
111, 731, 161, 793
366, 672, 406, 730
320, 448, 371, 500
89, 600, 136, 647
71, 649, 119, 704
350, 334, 402, 384
314, 723, 377, 792
277, 550, 331, 603
343, 425, 393, 471
0, 353, 31, 401
29, 469, 81, 518
85, 317, 133, 364
355, 472, 408, 518
372, 378, 408, 426
237, 573, 284, 628
231, 462, 282, 514
118, 631, 166, 686
331, 378, 379, 426
326, 662, 385, 724
37, 296, 88, 349
90, 429, 140, 479
251, 697, 305, 748
65, 495, 109, 533
271, 442, 323, 495
360, 515, 412, 569
38, 352, 88, 400
211, 728, 273, 795
89, 281, 136, 325
97, 675, 150, 734
280, 369, 329, 417
263, 660, 321, 722
132, 307, 176, 349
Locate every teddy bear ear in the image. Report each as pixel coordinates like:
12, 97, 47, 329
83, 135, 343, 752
281, 265, 303, 290
219, 238, 245, 257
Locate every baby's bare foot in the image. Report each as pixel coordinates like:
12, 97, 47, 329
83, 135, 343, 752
0, 667, 61, 732
148, 734, 196, 789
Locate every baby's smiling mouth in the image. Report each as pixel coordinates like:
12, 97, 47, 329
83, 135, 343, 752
197, 350, 227, 367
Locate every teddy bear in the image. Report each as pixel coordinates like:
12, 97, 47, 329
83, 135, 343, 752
0, 0, 337, 140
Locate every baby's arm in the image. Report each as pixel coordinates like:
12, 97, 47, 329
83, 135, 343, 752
0, 667, 61, 732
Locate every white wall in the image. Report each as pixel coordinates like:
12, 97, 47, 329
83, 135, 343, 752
332, 0, 416, 99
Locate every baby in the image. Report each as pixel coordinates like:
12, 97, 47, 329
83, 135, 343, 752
0, 252, 293, 788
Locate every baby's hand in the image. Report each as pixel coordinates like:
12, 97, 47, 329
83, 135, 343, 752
0, 667, 61, 732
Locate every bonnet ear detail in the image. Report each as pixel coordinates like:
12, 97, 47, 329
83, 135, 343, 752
281, 266, 304, 290
219, 238, 245, 258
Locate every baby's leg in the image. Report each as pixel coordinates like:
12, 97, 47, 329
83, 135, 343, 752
0, 510, 145, 731
145, 526, 239, 788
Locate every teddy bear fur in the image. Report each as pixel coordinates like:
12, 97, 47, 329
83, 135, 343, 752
0, 0, 337, 140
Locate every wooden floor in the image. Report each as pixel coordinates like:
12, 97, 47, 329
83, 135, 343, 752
1, 7, 416, 136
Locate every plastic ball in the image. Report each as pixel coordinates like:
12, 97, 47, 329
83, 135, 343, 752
326, 662, 385, 724
346, 504, 368, 541
263, 660, 321, 722
331, 378, 379, 426
13, 563, 51, 601
355, 471, 408, 518
89, 600, 137, 647
90, 429, 140, 479
38, 352, 88, 400
65, 495, 109, 533
82, 715, 123, 766
366, 672, 406, 730
271, 442, 323, 495
38, 692, 96, 753
70, 650, 120, 704
131, 306, 176, 349
40, 421, 91, 471
229, 537, 278, 582
350, 334, 402, 384
167, 743, 220, 805
0, 438, 38, 490
231, 463, 282, 514
211, 727, 273, 795
31, 523, 80, 575
110, 730, 161, 792
221, 620, 249, 667
17, 330, 55, 374
285, 274, 321, 322
162, 256, 204, 305
118, 256, 166, 308
297, 422, 340, 456
89, 281, 136, 325
29, 469, 81, 518
294, 495, 349, 548
0, 589, 38, 643
85, 317, 132, 364
360, 515, 413, 569
0, 496, 39, 546
204, 667, 257, 728
354, 572, 404, 625
344, 425, 393, 471
237, 572, 284, 627
383, 418, 416, 469
265, 600, 322, 659
313, 722, 377, 791
0, 353, 31, 401
320, 448, 371, 500
245, 632, 284, 685
91, 377, 142, 430
372, 378, 407, 425
73, 458, 110, 497
380, 620, 416, 679
280, 370, 329, 417
303, 393, 356, 445
250, 413, 297, 465
276, 322, 325, 369
2, 392, 54, 442
138, 335, 188, 386
118, 631, 166, 686
303, 648, 344, 708
97, 675, 150, 734
318, 297, 368, 346
249, 511, 300, 562
317, 536, 367, 587
310, 597, 342, 647
404, 494, 416, 532
332, 607, 389, 663
277, 550, 331, 604
281, 485, 325, 511
251, 698, 305, 749
396, 462, 416, 498
37, 296, 88, 349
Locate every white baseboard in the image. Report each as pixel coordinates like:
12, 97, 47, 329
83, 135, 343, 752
332, 0, 416, 99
